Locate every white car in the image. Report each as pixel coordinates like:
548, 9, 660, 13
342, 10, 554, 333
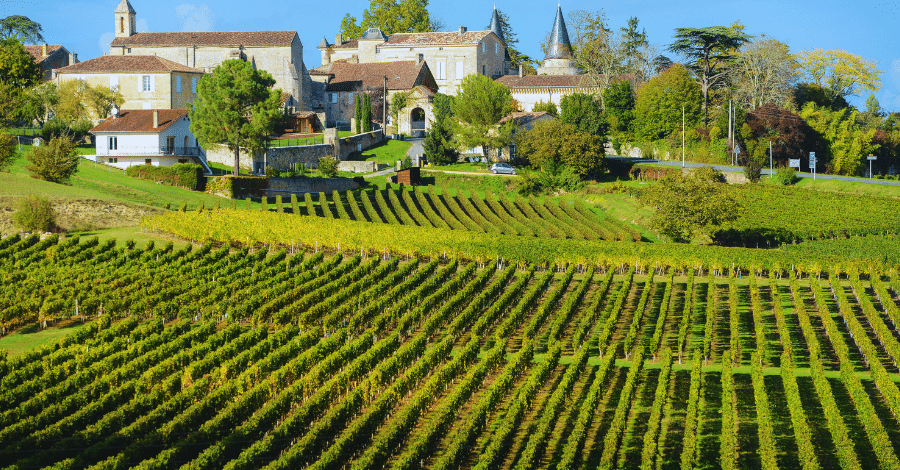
490, 162, 516, 175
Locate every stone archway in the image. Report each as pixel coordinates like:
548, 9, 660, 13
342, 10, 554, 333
410, 107, 426, 137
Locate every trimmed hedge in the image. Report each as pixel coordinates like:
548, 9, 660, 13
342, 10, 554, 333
205, 175, 269, 198
126, 163, 205, 191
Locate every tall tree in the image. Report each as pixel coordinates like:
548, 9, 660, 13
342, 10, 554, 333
560, 93, 606, 136
798, 102, 878, 176
0, 16, 44, 44
796, 48, 882, 101
354, 94, 362, 134
363, 93, 372, 132
633, 64, 702, 141
602, 80, 636, 132
0, 39, 42, 124
516, 119, 604, 176
422, 93, 457, 165
668, 26, 751, 124
730, 35, 796, 110
21, 82, 57, 127
451, 74, 514, 159
189, 60, 283, 176
620, 17, 650, 77
496, 10, 535, 74
341, 0, 434, 38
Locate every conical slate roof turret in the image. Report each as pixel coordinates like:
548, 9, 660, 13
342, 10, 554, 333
115, 0, 136, 14
544, 5, 572, 60
488, 7, 505, 44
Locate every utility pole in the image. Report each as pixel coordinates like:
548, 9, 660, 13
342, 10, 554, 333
769, 141, 773, 178
383, 76, 387, 133
682, 106, 685, 167
728, 101, 732, 165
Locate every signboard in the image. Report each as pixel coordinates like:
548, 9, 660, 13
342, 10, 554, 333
868, 156, 878, 160
789, 159, 801, 168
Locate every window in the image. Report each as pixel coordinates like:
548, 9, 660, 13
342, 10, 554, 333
437, 62, 446, 80
176, 76, 182, 93
456, 61, 464, 79
145, 159, 152, 165
482, 65, 486, 75
108, 137, 117, 150
330, 93, 337, 104
191, 76, 197, 93
108, 157, 118, 163
110, 76, 118, 91
166, 136, 175, 154
482, 42, 485, 53
495, 43, 499, 55
127, 48, 131, 53
142, 75, 151, 92
348, 92, 354, 103
119, 17, 124, 33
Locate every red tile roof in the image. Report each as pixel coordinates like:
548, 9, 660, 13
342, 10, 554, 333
385, 30, 492, 46
23, 45, 65, 63
111, 31, 296, 47
325, 61, 435, 92
332, 38, 359, 49
90, 109, 189, 133
56, 55, 203, 74
495, 75, 593, 88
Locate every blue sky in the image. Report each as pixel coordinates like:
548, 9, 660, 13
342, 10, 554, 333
3, 0, 899, 111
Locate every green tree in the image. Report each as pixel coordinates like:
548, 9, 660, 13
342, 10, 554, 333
341, 0, 434, 38
0, 132, 15, 171
560, 92, 606, 136
730, 35, 796, 110
516, 119, 605, 176
796, 49, 882, 101
318, 155, 340, 177
451, 74, 514, 159
620, 17, 649, 76
363, 93, 372, 132
20, 82, 57, 126
189, 60, 283, 176
602, 80, 635, 132
422, 93, 457, 165
799, 102, 878, 176
640, 167, 742, 242
633, 64, 702, 141
496, 10, 536, 73
354, 94, 362, 134
12, 195, 55, 232
668, 26, 751, 123
862, 94, 884, 126
532, 100, 558, 117
0, 16, 44, 43
26, 136, 78, 184
0, 38, 41, 124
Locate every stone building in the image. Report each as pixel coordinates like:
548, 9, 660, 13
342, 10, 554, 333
536, 6, 580, 76
316, 7, 508, 96
496, 74, 596, 112
23, 44, 78, 81
107, 0, 308, 106
55, 55, 204, 112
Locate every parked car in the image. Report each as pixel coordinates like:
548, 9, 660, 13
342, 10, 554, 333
490, 162, 516, 175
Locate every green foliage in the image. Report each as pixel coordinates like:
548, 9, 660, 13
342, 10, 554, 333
399, 155, 412, 170
640, 167, 742, 242
798, 102, 877, 176
560, 93, 606, 136
634, 65, 702, 140
0, 38, 41, 88
532, 100, 558, 117
796, 48, 882, 100
25, 136, 78, 184
422, 93, 457, 166
341, 0, 434, 38
389, 90, 413, 125
362, 93, 372, 132
516, 119, 604, 176
514, 166, 584, 195
20, 82, 57, 127
451, 74, 514, 157
0, 16, 44, 43
12, 195, 55, 232
773, 166, 798, 185
743, 156, 764, 183
205, 175, 268, 198
125, 163, 205, 191
354, 94, 362, 134
793, 82, 849, 110
602, 81, 635, 132
0, 132, 15, 171
318, 155, 340, 178
189, 59, 283, 176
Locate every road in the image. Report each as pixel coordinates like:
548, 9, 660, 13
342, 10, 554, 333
606, 156, 900, 187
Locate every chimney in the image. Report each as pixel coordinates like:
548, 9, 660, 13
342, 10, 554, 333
458, 26, 467, 34
70, 52, 78, 64
41, 44, 48, 57
335, 34, 342, 45
519, 66, 523, 78
153, 110, 158, 129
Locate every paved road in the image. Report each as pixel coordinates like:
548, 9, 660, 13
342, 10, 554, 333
607, 156, 900, 187
422, 169, 518, 177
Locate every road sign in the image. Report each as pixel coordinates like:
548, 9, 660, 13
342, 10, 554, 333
810, 152, 815, 158
868, 156, 878, 160
789, 159, 800, 168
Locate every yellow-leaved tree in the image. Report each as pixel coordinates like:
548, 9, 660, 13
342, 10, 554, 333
796, 49, 882, 101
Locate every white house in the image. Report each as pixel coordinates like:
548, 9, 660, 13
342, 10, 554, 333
87, 108, 211, 173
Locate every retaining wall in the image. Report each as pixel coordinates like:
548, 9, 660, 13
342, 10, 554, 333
266, 176, 362, 196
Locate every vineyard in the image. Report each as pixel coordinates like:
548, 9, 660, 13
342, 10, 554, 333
269, 186, 641, 242
2, 234, 900, 468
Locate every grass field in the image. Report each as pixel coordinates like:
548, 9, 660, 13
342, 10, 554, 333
351, 139, 412, 166
0, 322, 83, 356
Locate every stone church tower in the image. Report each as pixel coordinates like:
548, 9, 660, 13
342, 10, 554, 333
114, 0, 136, 38
537, 6, 580, 76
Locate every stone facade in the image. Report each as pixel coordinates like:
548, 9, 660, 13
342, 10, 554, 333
56, 65, 203, 112
267, 177, 361, 197
395, 86, 435, 137
23, 45, 78, 81
266, 144, 333, 171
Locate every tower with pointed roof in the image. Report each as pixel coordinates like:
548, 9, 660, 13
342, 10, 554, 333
537, 5, 580, 76
488, 7, 505, 44
114, 0, 136, 38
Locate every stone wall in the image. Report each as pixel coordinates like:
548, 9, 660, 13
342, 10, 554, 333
266, 144, 333, 171
267, 176, 361, 196
332, 130, 383, 160
337, 161, 389, 173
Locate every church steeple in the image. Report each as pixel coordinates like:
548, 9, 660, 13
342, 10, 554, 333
544, 5, 572, 60
488, 6, 505, 44
114, 0, 136, 38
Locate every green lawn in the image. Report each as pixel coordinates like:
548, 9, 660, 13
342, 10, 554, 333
352, 139, 412, 165
0, 323, 84, 357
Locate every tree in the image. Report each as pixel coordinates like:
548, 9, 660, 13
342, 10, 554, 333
730, 35, 796, 110
793, 82, 849, 110
745, 103, 821, 167
516, 119, 604, 176
633, 64, 702, 141
451, 74, 514, 159
190, 60, 283, 176
639, 168, 742, 243
496, 10, 535, 73
20, 82, 57, 126
620, 17, 650, 77
422, 93, 457, 165
26, 136, 78, 184
862, 94, 884, 126
798, 102, 878, 176
602, 80, 635, 132
0, 38, 41, 124
560, 93, 606, 136
12, 195, 55, 232
796, 49, 882, 100
668, 26, 751, 123
532, 100, 558, 117
55, 79, 124, 124
340, 0, 434, 38
0, 132, 15, 171
363, 93, 372, 132
573, 27, 625, 107
354, 94, 362, 134
0, 16, 44, 44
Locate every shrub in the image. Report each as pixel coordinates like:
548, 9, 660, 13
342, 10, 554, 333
126, 163, 204, 190
318, 155, 340, 178
0, 133, 15, 171
205, 175, 268, 198
744, 157, 764, 183
26, 137, 79, 184
12, 195, 56, 232
692, 166, 726, 183
773, 166, 798, 185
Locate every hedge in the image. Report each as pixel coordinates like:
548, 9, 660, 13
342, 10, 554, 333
126, 163, 205, 191
205, 175, 269, 198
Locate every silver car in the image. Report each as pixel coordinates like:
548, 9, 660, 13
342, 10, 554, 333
490, 162, 516, 175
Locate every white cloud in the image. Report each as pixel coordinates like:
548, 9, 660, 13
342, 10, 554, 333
98, 32, 114, 55
176, 3, 215, 32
